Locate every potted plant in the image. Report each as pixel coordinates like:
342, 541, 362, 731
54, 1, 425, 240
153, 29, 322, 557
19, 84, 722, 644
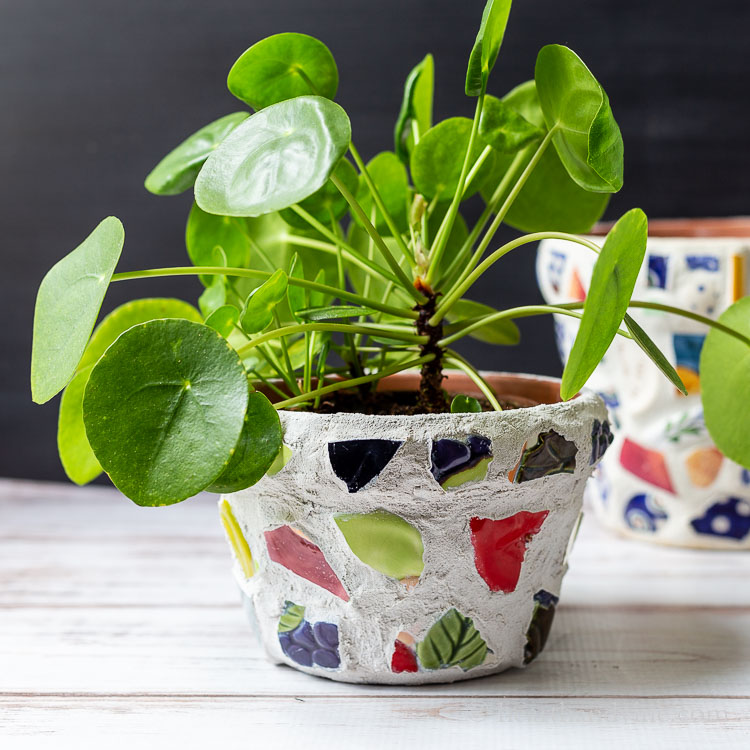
538, 219, 750, 548
30, 0, 750, 684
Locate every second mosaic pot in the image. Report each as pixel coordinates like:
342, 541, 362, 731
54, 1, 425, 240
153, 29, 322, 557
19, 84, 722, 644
219, 372, 608, 684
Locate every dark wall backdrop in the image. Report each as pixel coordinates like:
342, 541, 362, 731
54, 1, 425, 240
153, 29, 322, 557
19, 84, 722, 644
2, 0, 749, 481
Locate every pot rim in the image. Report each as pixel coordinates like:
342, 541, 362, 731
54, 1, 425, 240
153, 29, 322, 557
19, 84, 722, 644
269, 370, 599, 422
590, 216, 750, 239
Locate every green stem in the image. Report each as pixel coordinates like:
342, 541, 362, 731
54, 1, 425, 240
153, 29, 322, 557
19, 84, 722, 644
426, 93, 485, 285
110, 266, 418, 320
255, 345, 299, 395
238, 322, 428, 358
438, 303, 632, 348
249, 369, 290, 400
444, 351, 502, 411
287, 205, 404, 289
462, 144, 493, 197
349, 142, 416, 269
272, 310, 300, 394
444, 130, 554, 296
436, 148, 528, 289
431, 231, 602, 326
330, 172, 425, 303
274, 354, 435, 410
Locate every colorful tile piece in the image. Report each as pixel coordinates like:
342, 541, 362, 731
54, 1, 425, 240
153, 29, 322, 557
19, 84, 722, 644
391, 632, 419, 674
691, 498, 750, 540
685, 447, 723, 488
568, 268, 587, 301
647, 255, 669, 289
278, 601, 341, 669
430, 434, 492, 488
624, 493, 668, 532
620, 438, 675, 494
264, 525, 349, 601
334, 511, 424, 581
416, 609, 488, 672
664, 410, 705, 443
267, 443, 293, 476
524, 590, 559, 664
328, 439, 402, 492
673, 333, 705, 374
469, 511, 549, 593
547, 250, 567, 293
514, 430, 577, 482
742, 469, 750, 485
218, 498, 255, 578
686, 255, 720, 272
590, 419, 614, 465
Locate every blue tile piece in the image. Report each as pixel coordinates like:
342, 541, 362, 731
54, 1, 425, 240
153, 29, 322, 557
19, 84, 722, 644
590, 419, 614, 465
647, 255, 669, 288
691, 498, 750, 540
673, 333, 706, 373
430, 434, 492, 486
328, 439, 403, 493
686, 255, 720, 272
624, 493, 668, 532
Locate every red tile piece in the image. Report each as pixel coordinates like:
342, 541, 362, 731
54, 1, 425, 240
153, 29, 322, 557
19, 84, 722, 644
264, 525, 349, 601
391, 639, 419, 673
470, 511, 549, 593
620, 438, 675, 494
568, 269, 587, 301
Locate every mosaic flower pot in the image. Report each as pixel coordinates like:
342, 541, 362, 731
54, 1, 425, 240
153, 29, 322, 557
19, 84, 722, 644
537, 218, 750, 549
219, 372, 607, 684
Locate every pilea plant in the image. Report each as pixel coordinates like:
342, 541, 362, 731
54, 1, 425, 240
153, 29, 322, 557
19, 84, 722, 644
31, 0, 750, 506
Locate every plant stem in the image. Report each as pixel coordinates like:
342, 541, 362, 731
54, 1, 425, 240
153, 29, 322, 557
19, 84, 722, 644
462, 144, 493, 197
431, 231, 602, 326
330, 172, 425, 303
444, 350, 502, 411
436, 148, 528, 289
110, 266, 418, 320
237, 322, 428, 358
274, 354, 436, 410
349, 142, 416, 269
426, 93, 485, 286
414, 292, 449, 412
272, 310, 300, 394
443, 130, 554, 296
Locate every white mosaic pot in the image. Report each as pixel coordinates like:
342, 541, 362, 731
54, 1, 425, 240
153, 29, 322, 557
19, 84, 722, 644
537, 218, 750, 549
219, 372, 607, 684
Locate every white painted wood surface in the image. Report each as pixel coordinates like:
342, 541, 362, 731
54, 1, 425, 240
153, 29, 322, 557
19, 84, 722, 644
1, 478, 749, 748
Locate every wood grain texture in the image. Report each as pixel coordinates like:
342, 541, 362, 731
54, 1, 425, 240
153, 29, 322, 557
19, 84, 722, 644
1, 478, 749, 748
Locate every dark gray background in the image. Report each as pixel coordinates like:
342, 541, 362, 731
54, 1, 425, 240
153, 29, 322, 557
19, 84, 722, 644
2, 0, 749, 481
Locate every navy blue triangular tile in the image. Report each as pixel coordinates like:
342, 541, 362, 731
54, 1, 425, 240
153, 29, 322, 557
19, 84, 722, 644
328, 439, 403, 492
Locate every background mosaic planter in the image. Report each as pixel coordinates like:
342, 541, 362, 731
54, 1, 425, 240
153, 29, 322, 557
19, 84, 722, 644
219, 372, 607, 684
537, 218, 750, 549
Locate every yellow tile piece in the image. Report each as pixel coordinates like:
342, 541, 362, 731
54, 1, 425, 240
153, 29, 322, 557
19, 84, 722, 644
219, 498, 254, 578
731, 253, 746, 302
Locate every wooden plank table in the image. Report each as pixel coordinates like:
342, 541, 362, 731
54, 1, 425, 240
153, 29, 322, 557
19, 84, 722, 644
1, 478, 749, 748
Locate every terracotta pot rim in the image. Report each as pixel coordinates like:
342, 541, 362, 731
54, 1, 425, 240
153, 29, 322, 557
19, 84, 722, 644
268, 370, 596, 420
590, 216, 750, 238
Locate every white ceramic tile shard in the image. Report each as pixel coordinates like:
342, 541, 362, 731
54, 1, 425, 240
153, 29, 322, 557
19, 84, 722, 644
221, 379, 607, 684
537, 234, 750, 550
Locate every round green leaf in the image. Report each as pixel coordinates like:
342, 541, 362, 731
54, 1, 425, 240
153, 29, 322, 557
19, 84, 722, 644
410, 117, 495, 201
465, 0, 513, 96
450, 394, 482, 413
561, 209, 648, 400
144, 113, 249, 196
535, 45, 623, 193
58, 366, 101, 485
32, 217, 124, 404
240, 269, 288, 333
394, 53, 434, 162
445, 298, 521, 345
479, 94, 544, 153
186, 202, 252, 273
480, 81, 609, 233
58, 298, 204, 486
279, 158, 358, 229
354, 151, 409, 234
80, 298, 203, 369
195, 96, 352, 217
700, 297, 750, 468
207, 390, 282, 493
199, 276, 228, 317
227, 33, 338, 110
83, 319, 249, 506
205, 305, 240, 337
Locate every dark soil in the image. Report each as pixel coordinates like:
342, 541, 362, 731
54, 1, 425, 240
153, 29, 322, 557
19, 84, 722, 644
312, 389, 528, 415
